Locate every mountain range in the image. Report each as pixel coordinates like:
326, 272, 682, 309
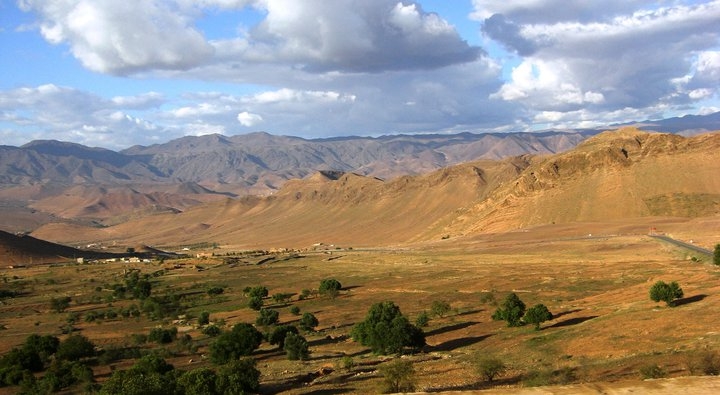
1, 111, 719, 240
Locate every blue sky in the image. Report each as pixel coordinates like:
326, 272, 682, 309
1, 0, 719, 150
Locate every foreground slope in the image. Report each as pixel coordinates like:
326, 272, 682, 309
31, 129, 720, 249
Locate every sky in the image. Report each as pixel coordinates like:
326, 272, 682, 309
1, 0, 719, 150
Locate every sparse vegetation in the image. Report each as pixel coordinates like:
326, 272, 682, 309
415, 311, 430, 327
474, 356, 506, 382
50, 296, 71, 313
379, 359, 415, 393
640, 364, 667, 379
430, 300, 451, 318
649, 280, 684, 307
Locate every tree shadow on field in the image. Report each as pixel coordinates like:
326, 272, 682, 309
425, 321, 479, 337
430, 334, 492, 352
456, 308, 483, 317
546, 316, 597, 329
342, 285, 362, 291
552, 309, 583, 319
308, 334, 348, 347
674, 294, 707, 306
426, 374, 523, 393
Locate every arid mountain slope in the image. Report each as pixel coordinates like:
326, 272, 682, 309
451, 128, 720, 234
30, 129, 720, 249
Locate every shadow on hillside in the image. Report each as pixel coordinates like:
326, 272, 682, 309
300, 389, 356, 395
430, 334, 492, 352
308, 334, 348, 347
456, 308, 483, 317
674, 294, 707, 306
425, 321, 479, 337
426, 374, 522, 392
342, 285, 362, 291
546, 315, 597, 329
552, 309, 583, 319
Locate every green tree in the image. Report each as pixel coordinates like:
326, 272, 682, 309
714, 244, 720, 266
290, 305, 301, 315
430, 300, 451, 318
415, 311, 430, 327
50, 296, 72, 313
492, 293, 526, 327
247, 296, 263, 311
351, 301, 425, 355
269, 325, 299, 349
283, 332, 309, 360
319, 278, 342, 297
148, 327, 178, 344
379, 359, 415, 393
198, 311, 210, 326
524, 304, 553, 330
299, 312, 319, 331
474, 357, 506, 382
56, 334, 95, 361
179, 368, 217, 395
246, 286, 268, 299
101, 355, 177, 395
649, 280, 684, 307
216, 358, 260, 394
255, 308, 280, 327
209, 323, 263, 364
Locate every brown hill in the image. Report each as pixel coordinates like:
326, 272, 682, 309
29, 129, 720, 249
0, 230, 98, 265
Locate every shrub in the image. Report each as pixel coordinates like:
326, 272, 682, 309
207, 286, 224, 296
283, 332, 309, 361
290, 306, 301, 315
50, 296, 72, 313
198, 311, 210, 326
351, 301, 425, 355
379, 359, 415, 393
202, 325, 222, 337
689, 350, 720, 375
474, 357, 506, 382
255, 308, 280, 327
649, 281, 684, 307
415, 311, 430, 327
148, 327, 178, 344
247, 296, 263, 311
640, 364, 667, 379
246, 286, 268, 299
272, 293, 293, 304
523, 304, 553, 330
209, 323, 263, 364
492, 293, 526, 327
430, 300, 451, 318
338, 356, 355, 371
299, 312, 319, 331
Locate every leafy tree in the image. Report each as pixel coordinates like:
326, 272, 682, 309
290, 305, 301, 315
50, 296, 72, 313
299, 312, 319, 331
148, 327, 178, 344
23, 334, 59, 365
202, 325, 221, 337
492, 293, 526, 327
246, 286, 268, 299
319, 278, 342, 298
179, 368, 217, 395
714, 244, 720, 266
272, 292, 293, 304
133, 280, 152, 299
474, 357, 506, 382
524, 304, 553, 330
207, 286, 225, 296
351, 301, 425, 355
209, 323, 263, 364
216, 358, 260, 394
56, 334, 95, 361
379, 359, 415, 393
649, 280, 684, 307
198, 311, 210, 326
101, 355, 177, 395
269, 325, 299, 349
415, 311, 430, 327
283, 332, 309, 361
430, 300, 452, 318
247, 296, 263, 311
255, 308, 280, 327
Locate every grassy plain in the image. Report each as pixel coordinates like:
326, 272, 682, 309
1, 222, 720, 393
